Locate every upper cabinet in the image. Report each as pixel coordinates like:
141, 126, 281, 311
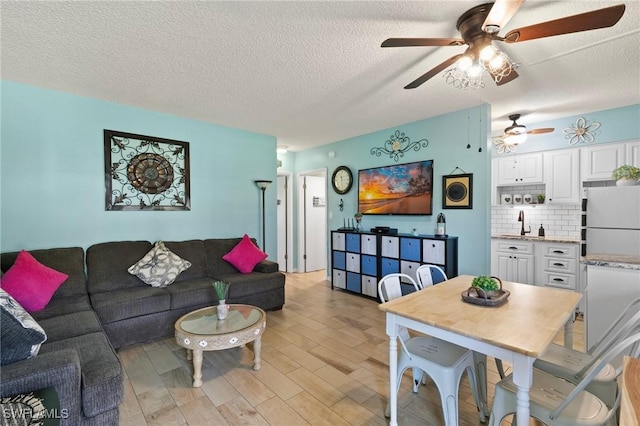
495, 153, 544, 186
626, 140, 640, 168
544, 149, 580, 204
580, 142, 626, 181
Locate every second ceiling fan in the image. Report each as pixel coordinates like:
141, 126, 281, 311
382, 0, 626, 89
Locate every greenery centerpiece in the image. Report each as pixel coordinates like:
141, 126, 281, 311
611, 165, 640, 186
471, 276, 501, 297
212, 281, 229, 302
212, 281, 230, 320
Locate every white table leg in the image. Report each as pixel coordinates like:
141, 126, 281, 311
192, 349, 203, 387
253, 336, 262, 371
472, 352, 489, 419
564, 315, 574, 349
388, 315, 399, 426
511, 355, 535, 426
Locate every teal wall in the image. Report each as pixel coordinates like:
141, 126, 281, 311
493, 104, 640, 155
292, 104, 493, 276
0, 82, 279, 256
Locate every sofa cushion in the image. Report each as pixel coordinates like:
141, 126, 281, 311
204, 238, 255, 276
215, 272, 285, 299
163, 240, 208, 282
39, 332, 123, 417
0, 289, 47, 365
38, 310, 104, 343
1, 247, 86, 298
1, 250, 68, 312
128, 241, 191, 287
91, 287, 170, 324
86, 241, 152, 294
165, 278, 217, 310
221, 234, 267, 274
31, 293, 92, 321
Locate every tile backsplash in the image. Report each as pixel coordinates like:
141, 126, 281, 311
492, 204, 581, 238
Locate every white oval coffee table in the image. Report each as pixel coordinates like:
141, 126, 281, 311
175, 304, 266, 387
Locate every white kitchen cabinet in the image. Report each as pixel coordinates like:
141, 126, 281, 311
585, 265, 640, 351
626, 140, 640, 168
491, 239, 535, 284
495, 153, 544, 186
580, 143, 625, 181
535, 242, 579, 291
543, 149, 580, 204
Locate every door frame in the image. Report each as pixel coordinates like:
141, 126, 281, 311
277, 171, 293, 273
296, 168, 327, 273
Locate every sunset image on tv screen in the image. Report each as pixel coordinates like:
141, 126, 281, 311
358, 160, 433, 215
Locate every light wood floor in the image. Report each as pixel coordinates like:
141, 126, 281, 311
118, 270, 584, 426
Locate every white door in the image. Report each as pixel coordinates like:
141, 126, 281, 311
298, 172, 327, 272
276, 174, 291, 272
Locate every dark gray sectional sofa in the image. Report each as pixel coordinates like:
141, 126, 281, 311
0, 238, 285, 425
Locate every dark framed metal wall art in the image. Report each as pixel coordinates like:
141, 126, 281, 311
104, 130, 191, 211
442, 173, 473, 209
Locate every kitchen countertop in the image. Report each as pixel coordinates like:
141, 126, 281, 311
491, 234, 580, 244
581, 253, 640, 270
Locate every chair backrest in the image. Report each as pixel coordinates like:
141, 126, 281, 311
378, 273, 419, 303
576, 307, 640, 378
550, 332, 640, 421
378, 273, 420, 357
591, 297, 640, 354
415, 264, 447, 289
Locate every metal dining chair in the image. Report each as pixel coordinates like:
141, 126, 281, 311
489, 332, 640, 426
378, 273, 485, 425
533, 298, 640, 410
415, 264, 447, 289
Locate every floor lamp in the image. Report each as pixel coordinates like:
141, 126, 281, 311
254, 180, 272, 252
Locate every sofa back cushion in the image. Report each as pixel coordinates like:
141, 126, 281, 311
86, 241, 152, 294
204, 238, 260, 276
0, 247, 86, 297
163, 240, 207, 282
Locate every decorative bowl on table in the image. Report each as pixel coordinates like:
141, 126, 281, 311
462, 276, 510, 307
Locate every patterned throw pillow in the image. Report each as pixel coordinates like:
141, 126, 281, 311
0, 288, 47, 366
128, 241, 191, 287
222, 234, 267, 274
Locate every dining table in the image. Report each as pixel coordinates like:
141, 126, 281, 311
379, 275, 582, 426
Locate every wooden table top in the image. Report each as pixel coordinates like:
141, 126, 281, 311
378, 275, 582, 357
621, 356, 640, 426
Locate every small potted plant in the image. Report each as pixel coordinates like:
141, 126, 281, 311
471, 276, 501, 298
354, 212, 363, 230
611, 165, 640, 186
537, 194, 545, 204
212, 281, 230, 319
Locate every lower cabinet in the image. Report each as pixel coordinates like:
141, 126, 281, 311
491, 239, 535, 284
331, 230, 458, 300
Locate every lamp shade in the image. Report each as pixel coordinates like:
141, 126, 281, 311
255, 180, 272, 190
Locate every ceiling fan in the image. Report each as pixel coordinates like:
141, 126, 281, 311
494, 113, 554, 153
382, 0, 626, 89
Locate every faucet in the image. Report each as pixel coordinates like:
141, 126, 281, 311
518, 210, 531, 236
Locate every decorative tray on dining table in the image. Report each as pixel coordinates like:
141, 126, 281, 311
461, 276, 510, 307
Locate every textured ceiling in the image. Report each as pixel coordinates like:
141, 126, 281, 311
2, 1, 639, 151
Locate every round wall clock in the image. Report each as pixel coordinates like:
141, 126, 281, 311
331, 166, 353, 194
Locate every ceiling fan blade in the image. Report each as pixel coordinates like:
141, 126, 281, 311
382, 38, 465, 47
405, 54, 462, 89
503, 4, 625, 43
482, 0, 525, 33
491, 68, 519, 86
527, 128, 554, 135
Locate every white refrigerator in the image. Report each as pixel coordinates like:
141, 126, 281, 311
584, 186, 640, 351
585, 186, 640, 255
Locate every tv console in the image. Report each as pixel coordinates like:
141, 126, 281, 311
330, 229, 458, 300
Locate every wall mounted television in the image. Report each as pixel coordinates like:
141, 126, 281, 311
358, 159, 434, 215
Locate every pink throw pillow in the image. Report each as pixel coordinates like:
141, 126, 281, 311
222, 234, 267, 274
0, 250, 68, 312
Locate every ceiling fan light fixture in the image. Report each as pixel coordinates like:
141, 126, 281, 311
457, 55, 473, 71
504, 132, 527, 145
